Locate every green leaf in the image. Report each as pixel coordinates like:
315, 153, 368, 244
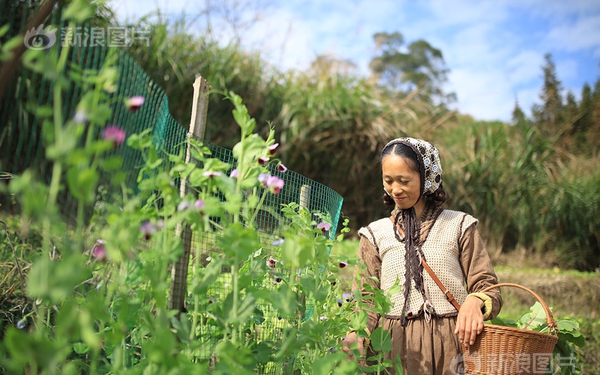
63, 0, 96, 22
192, 258, 225, 295
126, 129, 153, 150
67, 167, 99, 203
218, 223, 261, 260
0, 24, 10, 38
518, 302, 547, 330
26, 254, 89, 304
370, 327, 392, 353
349, 310, 368, 331
227, 294, 257, 323
556, 319, 579, 332
99, 156, 123, 171
72, 342, 90, 354
312, 353, 349, 375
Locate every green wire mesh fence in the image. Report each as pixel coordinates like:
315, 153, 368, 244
0, 2, 344, 373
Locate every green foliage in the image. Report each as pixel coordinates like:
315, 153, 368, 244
370, 31, 453, 103
0, 11, 393, 369
491, 302, 585, 375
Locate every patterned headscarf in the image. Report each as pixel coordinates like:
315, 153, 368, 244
381, 137, 443, 198
381, 137, 443, 326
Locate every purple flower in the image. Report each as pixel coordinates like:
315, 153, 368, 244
92, 239, 107, 262
258, 156, 269, 165
177, 201, 190, 211
194, 199, 205, 210
336, 298, 344, 307
272, 238, 285, 246
272, 275, 282, 284
277, 163, 288, 172
102, 125, 126, 147
230, 169, 239, 178
338, 261, 348, 269
317, 222, 331, 234
258, 173, 269, 187
266, 258, 277, 268
202, 171, 222, 179
140, 220, 158, 240
16, 319, 26, 330
125, 96, 145, 112
268, 143, 279, 156
342, 292, 353, 302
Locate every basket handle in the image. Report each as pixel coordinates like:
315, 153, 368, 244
480, 282, 557, 331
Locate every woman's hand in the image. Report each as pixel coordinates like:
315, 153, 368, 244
341, 331, 365, 360
454, 295, 485, 346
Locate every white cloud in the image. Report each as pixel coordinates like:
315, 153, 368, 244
543, 14, 600, 52
109, 0, 600, 122
448, 67, 515, 121
505, 50, 545, 86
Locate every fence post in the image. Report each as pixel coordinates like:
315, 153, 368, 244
169, 76, 211, 314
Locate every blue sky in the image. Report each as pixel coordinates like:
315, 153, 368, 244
112, 0, 600, 122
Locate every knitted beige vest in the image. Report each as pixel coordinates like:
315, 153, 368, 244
358, 209, 477, 318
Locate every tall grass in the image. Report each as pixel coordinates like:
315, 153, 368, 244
437, 117, 599, 270
50, 6, 600, 271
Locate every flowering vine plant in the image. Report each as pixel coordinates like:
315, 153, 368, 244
0, 1, 398, 373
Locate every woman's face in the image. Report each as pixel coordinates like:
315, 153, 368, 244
382, 153, 422, 210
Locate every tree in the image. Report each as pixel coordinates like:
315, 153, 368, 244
368, 31, 454, 104
532, 53, 563, 136
511, 99, 526, 125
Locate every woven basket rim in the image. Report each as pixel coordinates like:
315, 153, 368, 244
482, 322, 558, 342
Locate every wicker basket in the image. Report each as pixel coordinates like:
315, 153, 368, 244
462, 283, 558, 375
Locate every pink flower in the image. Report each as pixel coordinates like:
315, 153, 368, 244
194, 199, 205, 210
266, 175, 284, 194
317, 222, 331, 234
125, 96, 145, 112
92, 239, 107, 262
230, 169, 239, 178
258, 174, 285, 194
266, 258, 278, 268
277, 163, 288, 172
102, 125, 126, 146
258, 156, 269, 165
268, 143, 279, 156
338, 261, 348, 269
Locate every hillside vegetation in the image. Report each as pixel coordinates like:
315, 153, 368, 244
119, 10, 600, 271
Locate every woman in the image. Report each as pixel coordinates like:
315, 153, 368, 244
343, 137, 502, 374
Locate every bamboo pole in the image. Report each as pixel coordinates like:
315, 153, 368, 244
168, 76, 210, 314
